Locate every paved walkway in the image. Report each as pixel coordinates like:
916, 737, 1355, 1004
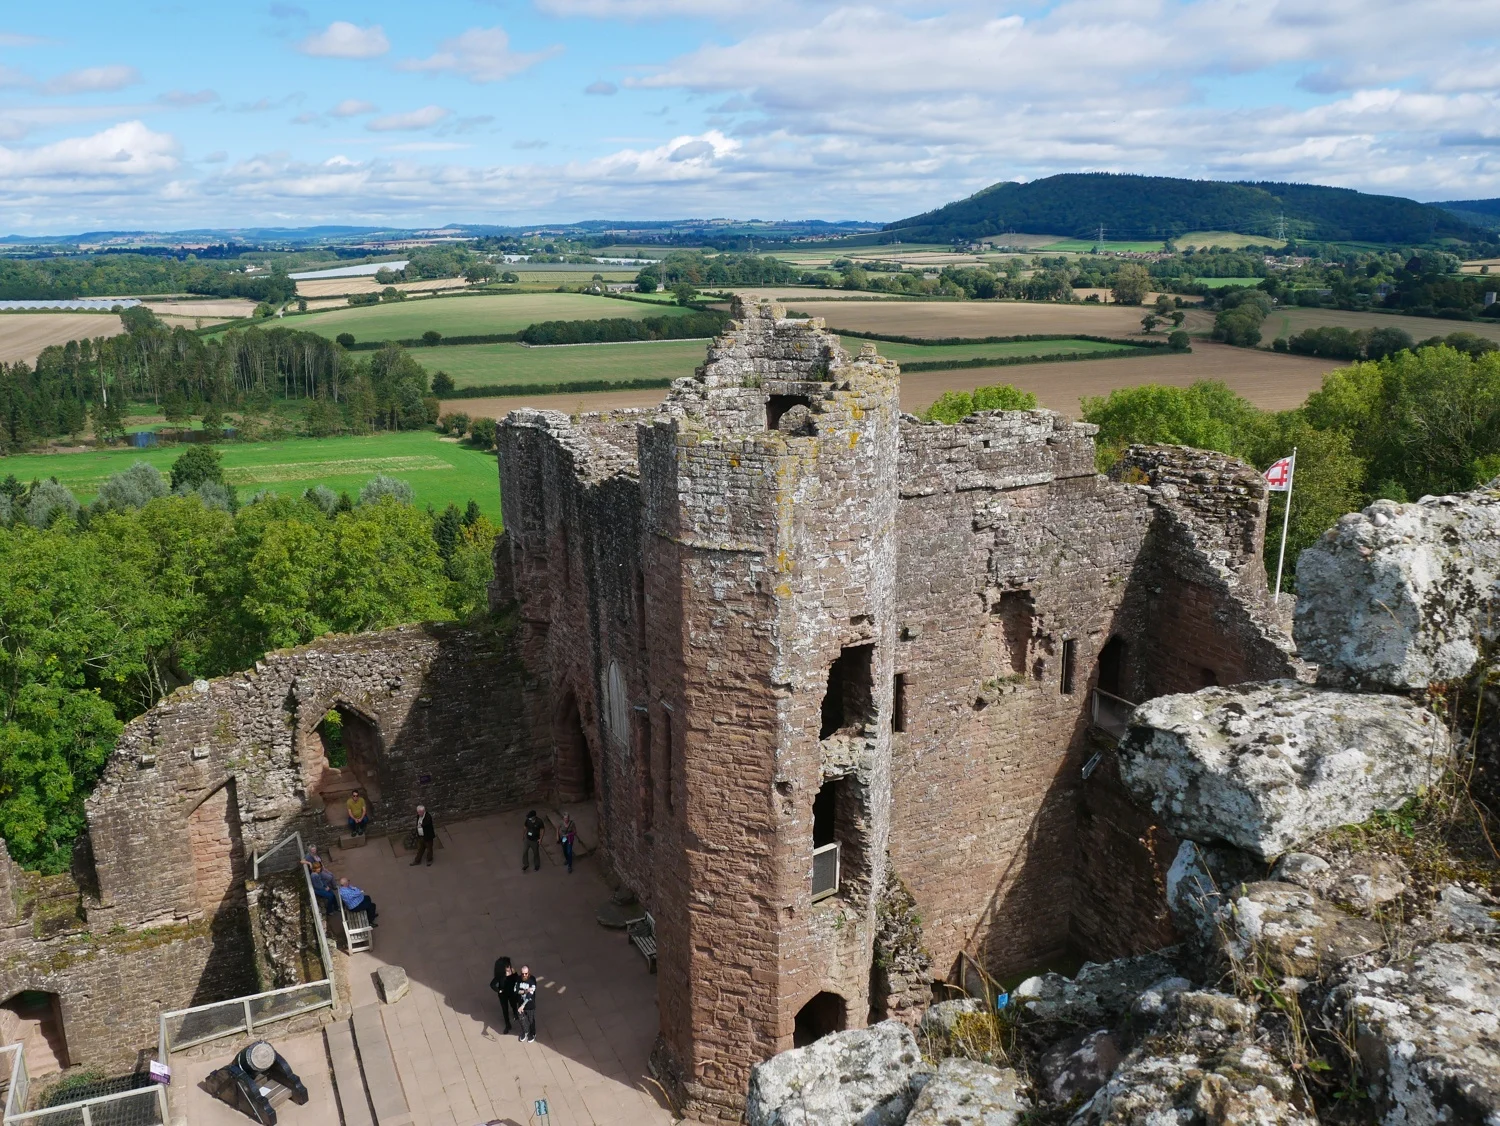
338, 810, 672, 1126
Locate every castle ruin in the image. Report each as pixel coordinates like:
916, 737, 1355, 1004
0, 299, 1303, 1118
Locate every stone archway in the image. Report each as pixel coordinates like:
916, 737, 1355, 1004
305, 700, 386, 835
0, 991, 68, 1078
554, 690, 595, 803
794, 991, 848, 1048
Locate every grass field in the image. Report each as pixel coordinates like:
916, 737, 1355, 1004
1195, 277, 1266, 289
1037, 238, 1168, 254
1263, 307, 1500, 346
426, 339, 709, 388
287, 293, 694, 343
1, 431, 501, 517
1176, 231, 1285, 250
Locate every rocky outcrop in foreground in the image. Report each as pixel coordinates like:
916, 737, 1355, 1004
1120, 681, 1448, 858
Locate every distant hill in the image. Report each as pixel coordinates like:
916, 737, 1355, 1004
885, 173, 1478, 245
1434, 198, 1500, 231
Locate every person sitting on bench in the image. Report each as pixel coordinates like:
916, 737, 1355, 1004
306, 862, 339, 916
346, 790, 370, 836
338, 878, 378, 926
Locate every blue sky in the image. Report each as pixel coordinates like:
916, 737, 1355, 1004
0, 0, 1497, 233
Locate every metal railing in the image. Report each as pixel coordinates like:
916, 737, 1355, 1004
6, 1084, 166, 1126
0, 1044, 27, 1122
811, 842, 841, 903
157, 831, 335, 1062
1090, 688, 1137, 742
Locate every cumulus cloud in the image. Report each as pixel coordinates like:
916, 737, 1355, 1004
330, 98, 377, 117
585, 80, 617, 95
297, 21, 389, 59
366, 105, 451, 132
0, 120, 178, 183
398, 26, 560, 83
43, 65, 142, 96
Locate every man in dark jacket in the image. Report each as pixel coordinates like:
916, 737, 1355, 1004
489, 957, 519, 1034
411, 805, 436, 866
521, 810, 543, 871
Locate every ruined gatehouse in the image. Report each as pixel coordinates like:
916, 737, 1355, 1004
0, 298, 1300, 1117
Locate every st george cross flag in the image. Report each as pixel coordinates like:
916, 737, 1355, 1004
1264, 455, 1293, 491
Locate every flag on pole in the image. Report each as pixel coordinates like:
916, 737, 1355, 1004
1264, 456, 1293, 491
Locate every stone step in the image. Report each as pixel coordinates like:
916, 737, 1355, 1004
325, 1020, 375, 1126
350, 1004, 413, 1126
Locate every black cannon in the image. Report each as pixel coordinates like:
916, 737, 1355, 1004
203, 1040, 309, 1124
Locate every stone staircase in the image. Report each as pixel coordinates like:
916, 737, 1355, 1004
325, 1005, 412, 1126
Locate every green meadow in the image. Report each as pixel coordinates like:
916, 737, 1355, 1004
425, 338, 710, 389
2, 431, 501, 518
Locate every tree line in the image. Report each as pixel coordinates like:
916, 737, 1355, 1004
0, 447, 497, 873
0, 255, 296, 303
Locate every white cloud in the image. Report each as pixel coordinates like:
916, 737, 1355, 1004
585, 80, 617, 95
0, 32, 48, 47
366, 105, 451, 132
297, 21, 389, 59
0, 121, 178, 185
159, 89, 219, 107
43, 65, 142, 96
330, 98, 378, 117
535, 0, 759, 16
398, 26, 560, 83
0, 64, 32, 89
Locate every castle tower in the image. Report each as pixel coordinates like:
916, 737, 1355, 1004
640, 299, 902, 1118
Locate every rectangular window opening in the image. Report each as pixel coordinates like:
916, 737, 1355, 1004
1060, 639, 1077, 695
820, 643, 875, 740
891, 673, 907, 734
993, 590, 1034, 677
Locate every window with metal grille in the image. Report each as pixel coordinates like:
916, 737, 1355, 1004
812, 842, 841, 902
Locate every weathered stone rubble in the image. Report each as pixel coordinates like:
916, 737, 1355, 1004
1073, 991, 1315, 1126
1295, 488, 1500, 690
745, 1022, 933, 1126
1325, 942, 1500, 1124
905, 1058, 1029, 1126
1120, 680, 1449, 858
1273, 850, 1409, 912
1012, 950, 1181, 1028
1218, 880, 1386, 977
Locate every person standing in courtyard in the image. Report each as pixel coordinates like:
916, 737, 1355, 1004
522, 810, 543, 871
557, 811, 577, 874
516, 965, 537, 1042
489, 956, 519, 1034
412, 804, 436, 866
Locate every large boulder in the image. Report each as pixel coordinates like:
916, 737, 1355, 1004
745, 1021, 933, 1126
1295, 490, 1500, 691
1013, 950, 1181, 1031
1324, 942, 1500, 1124
905, 1058, 1030, 1126
1072, 992, 1314, 1126
1218, 881, 1385, 978
1040, 1029, 1124, 1104
1119, 681, 1449, 858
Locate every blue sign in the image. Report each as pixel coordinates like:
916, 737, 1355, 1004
995, 992, 1010, 1010
534, 1099, 549, 1117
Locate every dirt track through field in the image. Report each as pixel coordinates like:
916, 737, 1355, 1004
0, 313, 125, 364
450, 341, 1342, 423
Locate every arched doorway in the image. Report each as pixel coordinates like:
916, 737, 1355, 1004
1097, 635, 1126, 697
555, 691, 595, 803
314, 703, 384, 832
794, 991, 847, 1048
0, 992, 67, 1077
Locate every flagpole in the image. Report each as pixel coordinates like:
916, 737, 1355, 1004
1272, 447, 1296, 604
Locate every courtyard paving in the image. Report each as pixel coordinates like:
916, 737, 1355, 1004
336, 809, 673, 1126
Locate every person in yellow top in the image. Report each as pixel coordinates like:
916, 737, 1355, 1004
346, 790, 370, 836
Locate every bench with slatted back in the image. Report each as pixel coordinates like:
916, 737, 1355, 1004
341, 900, 373, 953
627, 912, 656, 973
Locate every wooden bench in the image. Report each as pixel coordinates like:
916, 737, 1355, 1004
341, 902, 373, 953
627, 911, 656, 974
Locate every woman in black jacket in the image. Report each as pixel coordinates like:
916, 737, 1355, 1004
489, 955, 519, 1033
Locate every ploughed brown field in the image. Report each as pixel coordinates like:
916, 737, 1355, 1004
0, 313, 125, 364
449, 340, 1343, 423
786, 298, 1152, 337
294, 276, 471, 299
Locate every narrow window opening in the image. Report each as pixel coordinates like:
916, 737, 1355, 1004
1060, 639, 1077, 695
635, 711, 654, 831
820, 643, 875, 740
1097, 636, 1126, 697
891, 673, 907, 734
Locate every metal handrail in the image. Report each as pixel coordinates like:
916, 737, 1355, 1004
1090, 687, 1137, 742
0, 1044, 25, 1122
1093, 687, 1137, 707
5, 1083, 167, 1125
